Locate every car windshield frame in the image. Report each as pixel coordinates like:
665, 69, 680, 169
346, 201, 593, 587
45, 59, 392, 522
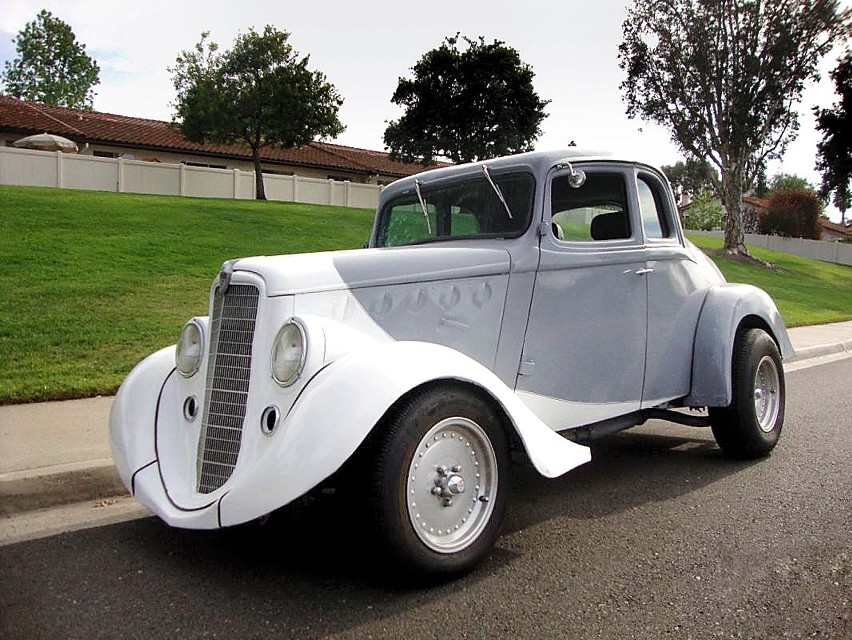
375, 171, 536, 248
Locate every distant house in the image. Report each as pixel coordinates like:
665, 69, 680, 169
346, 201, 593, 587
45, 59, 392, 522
819, 218, 852, 242
741, 196, 768, 233
0, 94, 433, 186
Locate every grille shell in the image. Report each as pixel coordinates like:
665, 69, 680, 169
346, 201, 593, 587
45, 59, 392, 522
196, 283, 259, 493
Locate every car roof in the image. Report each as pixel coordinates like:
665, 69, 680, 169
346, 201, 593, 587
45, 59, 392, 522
382, 149, 652, 199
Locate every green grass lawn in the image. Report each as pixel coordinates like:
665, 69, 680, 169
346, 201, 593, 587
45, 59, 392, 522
0, 186, 374, 403
1, 185, 850, 404
687, 234, 852, 328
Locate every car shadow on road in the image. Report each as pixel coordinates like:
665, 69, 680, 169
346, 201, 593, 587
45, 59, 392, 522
504, 423, 759, 535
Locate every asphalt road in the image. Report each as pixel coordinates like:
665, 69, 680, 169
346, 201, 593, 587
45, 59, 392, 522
1, 359, 849, 640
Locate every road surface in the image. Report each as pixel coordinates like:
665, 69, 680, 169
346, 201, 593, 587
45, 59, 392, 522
1, 358, 849, 639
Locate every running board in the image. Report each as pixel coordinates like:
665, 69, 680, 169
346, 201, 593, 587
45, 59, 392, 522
562, 408, 710, 444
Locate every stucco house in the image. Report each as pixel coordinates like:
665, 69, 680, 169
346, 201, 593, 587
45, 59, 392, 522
0, 94, 431, 186
819, 218, 852, 242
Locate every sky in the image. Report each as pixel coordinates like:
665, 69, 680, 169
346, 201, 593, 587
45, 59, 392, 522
1, 0, 849, 220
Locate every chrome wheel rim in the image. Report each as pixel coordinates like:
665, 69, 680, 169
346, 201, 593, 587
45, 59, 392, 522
406, 417, 498, 554
753, 355, 781, 433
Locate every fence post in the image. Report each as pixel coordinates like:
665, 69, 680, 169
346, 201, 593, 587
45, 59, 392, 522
233, 168, 239, 199
56, 150, 63, 188
179, 163, 186, 196
328, 178, 334, 205
117, 156, 125, 193
345, 180, 351, 207
293, 175, 299, 203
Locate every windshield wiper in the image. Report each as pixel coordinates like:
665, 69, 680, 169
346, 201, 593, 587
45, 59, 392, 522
413, 179, 432, 235
482, 165, 513, 219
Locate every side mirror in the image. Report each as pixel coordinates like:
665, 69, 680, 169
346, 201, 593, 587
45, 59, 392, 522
567, 169, 586, 189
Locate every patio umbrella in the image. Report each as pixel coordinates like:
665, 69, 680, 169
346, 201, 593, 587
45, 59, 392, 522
13, 132, 78, 153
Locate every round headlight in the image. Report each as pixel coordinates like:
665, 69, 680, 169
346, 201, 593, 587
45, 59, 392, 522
271, 319, 306, 387
175, 320, 204, 377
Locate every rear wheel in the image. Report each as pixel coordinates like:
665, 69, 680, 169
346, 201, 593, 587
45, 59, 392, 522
365, 384, 510, 579
709, 328, 785, 458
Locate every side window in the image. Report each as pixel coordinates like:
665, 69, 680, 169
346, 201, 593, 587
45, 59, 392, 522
551, 172, 631, 242
638, 176, 671, 239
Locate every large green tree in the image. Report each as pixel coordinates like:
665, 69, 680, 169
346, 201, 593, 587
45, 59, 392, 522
661, 158, 717, 201
384, 35, 549, 165
1, 9, 100, 109
619, 0, 848, 255
814, 50, 852, 223
171, 26, 344, 200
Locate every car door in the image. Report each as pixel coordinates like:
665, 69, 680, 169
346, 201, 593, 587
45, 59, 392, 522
634, 168, 719, 406
515, 163, 649, 431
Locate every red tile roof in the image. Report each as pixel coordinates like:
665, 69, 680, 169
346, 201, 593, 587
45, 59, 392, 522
819, 218, 852, 237
0, 94, 436, 178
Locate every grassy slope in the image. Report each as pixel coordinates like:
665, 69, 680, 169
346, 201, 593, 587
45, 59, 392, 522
687, 234, 852, 328
0, 186, 374, 403
1, 185, 850, 403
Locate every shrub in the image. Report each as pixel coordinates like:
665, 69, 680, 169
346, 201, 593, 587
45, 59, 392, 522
683, 189, 724, 230
759, 189, 823, 239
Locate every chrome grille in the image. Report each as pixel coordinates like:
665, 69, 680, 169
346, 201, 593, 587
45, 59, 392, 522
197, 283, 259, 493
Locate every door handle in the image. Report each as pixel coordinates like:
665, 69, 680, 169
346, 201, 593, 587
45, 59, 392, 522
635, 268, 654, 275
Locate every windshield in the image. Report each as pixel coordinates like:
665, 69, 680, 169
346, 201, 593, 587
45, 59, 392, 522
375, 172, 535, 247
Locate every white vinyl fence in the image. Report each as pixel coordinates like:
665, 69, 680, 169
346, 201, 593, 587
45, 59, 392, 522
689, 229, 852, 267
0, 146, 383, 210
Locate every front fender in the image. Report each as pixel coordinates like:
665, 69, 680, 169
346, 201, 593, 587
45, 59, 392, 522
220, 340, 590, 526
109, 346, 175, 494
685, 283, 794, 407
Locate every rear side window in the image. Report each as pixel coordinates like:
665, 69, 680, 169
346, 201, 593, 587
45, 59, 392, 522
376, 172, 534, 247
638, 175, 672, 239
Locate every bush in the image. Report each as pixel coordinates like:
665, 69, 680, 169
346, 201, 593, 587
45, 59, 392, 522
759, 189, 823, 239
683, 189, 724, 230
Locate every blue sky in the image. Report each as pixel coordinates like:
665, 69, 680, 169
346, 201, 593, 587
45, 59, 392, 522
1, 0, 849, 219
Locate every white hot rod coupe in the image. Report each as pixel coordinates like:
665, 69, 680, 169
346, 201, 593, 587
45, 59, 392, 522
110, 150, 793, 577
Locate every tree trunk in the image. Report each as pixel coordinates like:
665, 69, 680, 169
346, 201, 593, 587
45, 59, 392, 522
719, 165, 748, 255
252, 146, 266, 201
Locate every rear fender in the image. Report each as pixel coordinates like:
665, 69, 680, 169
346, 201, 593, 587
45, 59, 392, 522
686, 284, 794, 407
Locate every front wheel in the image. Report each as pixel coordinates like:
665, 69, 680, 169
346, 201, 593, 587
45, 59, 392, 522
709, 328, 785, 459
365, 384, 510, 579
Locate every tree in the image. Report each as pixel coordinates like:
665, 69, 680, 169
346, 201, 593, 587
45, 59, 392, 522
814, 50, 852, 223
769, 173, 814, 193
619, 0, 848, 256
683, 188, 725, 230
760, 188, 823, 238
661, 158, 717, 201
384, 35, 549, 165
171, 26, 344, 200
1, 9, 100, 109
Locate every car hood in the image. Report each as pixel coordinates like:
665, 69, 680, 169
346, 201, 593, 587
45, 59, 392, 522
234, 246, 512, 296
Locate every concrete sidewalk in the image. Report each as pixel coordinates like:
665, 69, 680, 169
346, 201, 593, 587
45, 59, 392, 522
2, 320, 851, 540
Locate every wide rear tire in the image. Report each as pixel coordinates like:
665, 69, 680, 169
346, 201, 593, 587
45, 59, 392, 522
709, 328, 785, 459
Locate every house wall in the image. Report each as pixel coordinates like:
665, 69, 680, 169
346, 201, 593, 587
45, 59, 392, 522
690, 230, 852, 266
0, 146, 384, 210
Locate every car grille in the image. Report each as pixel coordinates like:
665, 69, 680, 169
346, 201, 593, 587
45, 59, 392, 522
196, 283, 259, 493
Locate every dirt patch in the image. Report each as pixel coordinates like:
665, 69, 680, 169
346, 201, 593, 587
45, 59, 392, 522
707, 248, 787, 273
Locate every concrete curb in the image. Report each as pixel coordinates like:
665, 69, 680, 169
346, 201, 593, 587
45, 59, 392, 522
0, 464, 127, 518
792, 339, 852, 361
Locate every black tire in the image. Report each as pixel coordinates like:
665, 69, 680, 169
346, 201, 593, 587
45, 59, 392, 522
365, 384, 510, 579
709, 328, 785, 459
